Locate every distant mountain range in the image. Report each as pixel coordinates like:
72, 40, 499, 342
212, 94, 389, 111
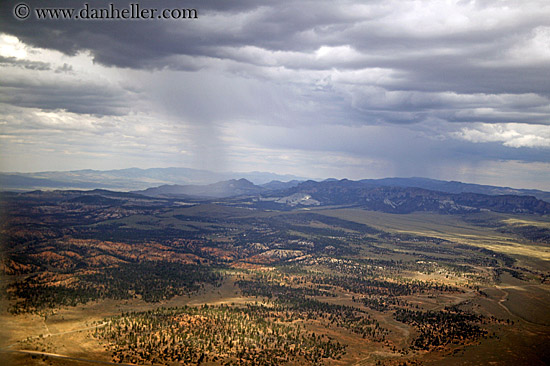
92, 178, 550, 215
1, 168, 550, 212
137, 177, 549, 215
5, 177, 550, 215
259, 179, 550, 215
130, 174, 550, 204
0, 167, 306, 191
359, 177, 550, 203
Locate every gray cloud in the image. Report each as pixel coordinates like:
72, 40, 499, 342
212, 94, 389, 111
0, 76, 134, 116
0, 55, 50, 70
0, 0, 549, 188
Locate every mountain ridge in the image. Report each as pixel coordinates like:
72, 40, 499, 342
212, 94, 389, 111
359, 177, 550, 202
2, 167, 549, 205
134, 178, 265, 198
255, 179, 550, 215
6, 177, 550, 215
0, 168, 306, 191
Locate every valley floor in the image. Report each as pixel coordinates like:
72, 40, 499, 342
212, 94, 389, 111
2, 195, 550, 365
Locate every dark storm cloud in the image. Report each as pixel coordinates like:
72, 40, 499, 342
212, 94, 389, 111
392, 59, 550, 96
3, 0, 548, 124
0, 77, 133, 116
1, 2, 546, 74
0, 0, 292, 68
1, 0, 549, 185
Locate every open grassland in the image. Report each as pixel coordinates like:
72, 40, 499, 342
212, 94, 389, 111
502, 217, 550, 229
500, 285, 550, 325
317, 209, 550, 260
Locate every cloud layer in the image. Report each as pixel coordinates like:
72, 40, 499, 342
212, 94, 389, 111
0, 0, 549, 189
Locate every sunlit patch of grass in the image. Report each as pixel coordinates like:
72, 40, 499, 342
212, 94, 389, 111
502, 218, 550, 229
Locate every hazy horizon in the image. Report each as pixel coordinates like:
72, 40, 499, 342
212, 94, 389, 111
3, 165, 550, 192
1, 1, 550, 190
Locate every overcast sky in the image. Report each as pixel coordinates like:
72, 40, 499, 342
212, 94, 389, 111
1, 0, 549, 189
